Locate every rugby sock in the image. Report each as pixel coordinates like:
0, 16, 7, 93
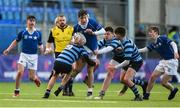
133, 79, 145, 86
46, 89, 51, 94
99, 90, 105, 96
130, 84, 139, 97
68, 78, 74, 93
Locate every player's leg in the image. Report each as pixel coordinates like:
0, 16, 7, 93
64, 58, 86, 96
13, 63, 25, 97
95, 59, 117, 99
54, 73, 71, 96
86, 65, 94, 99
132, 78, 148, 96
161, 74, 178, 100
29, 69, 41, 87
43, 71, 59, 98
118, 70, 128, 96
143, 70, 162, 100
123, 68, 142, 101
83, 59, 100, 86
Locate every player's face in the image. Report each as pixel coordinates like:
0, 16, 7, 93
104, 31, 113, 40
57, 16, 66, 28
115, 34, 123, 40
79, 15, 88, 25
27, 19, 36, 29
148, 30, 158, 40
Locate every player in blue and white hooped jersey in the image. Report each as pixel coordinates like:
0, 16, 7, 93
71, 9, 106, 98
140, 26, 179, 100
3, 15, 44, 97
42, 33, 96, 98
105, 26, 145, 101
94, 27, 147, 100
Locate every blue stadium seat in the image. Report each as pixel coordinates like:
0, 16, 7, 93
4, 0, 10, 6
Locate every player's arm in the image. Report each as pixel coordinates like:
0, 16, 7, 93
81, 49, 96, 66
38, 44, 44, 54
3, 31, 23, 55
170, 41, 179, 59
45, 31, 54, 54
3, 40, 18, 55
97, 46, 114, 54
138, 47, 149, 53
115, 60, 130, 69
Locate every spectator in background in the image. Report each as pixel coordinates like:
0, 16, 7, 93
135, 24, 146, 48
3, 15, 43, 97
168, 26, 180, 50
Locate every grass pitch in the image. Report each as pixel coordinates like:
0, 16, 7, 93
0, 82, 180, 107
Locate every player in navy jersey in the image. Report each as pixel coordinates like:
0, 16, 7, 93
3, 15, 44, 97
42, 33, 96, 98
140, 26, 179, 100
65, 9, 105, 98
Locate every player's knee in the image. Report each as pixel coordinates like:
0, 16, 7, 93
107, 71, 113, 78
122, 77, 129, 84
161, 80, 167, 86
29, 75, 35, 81
17, 71, 23, 77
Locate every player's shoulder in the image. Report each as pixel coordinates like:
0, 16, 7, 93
158, 34, 169, 41
67, 25, 74, 31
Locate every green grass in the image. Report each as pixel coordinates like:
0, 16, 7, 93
0, 82, 180, 107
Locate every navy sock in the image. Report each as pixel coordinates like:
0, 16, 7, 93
130, 85, 139, 97
133, 79, 145, 86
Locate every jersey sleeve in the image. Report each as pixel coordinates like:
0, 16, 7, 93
160, 35, 172, 44
47, 30, 54, 43
109, 39, 121, 49
90, 19, 103, 31
37, 31, 43, 45
147, 43, 154, 51
80, 47, 89, 57
98, 39, 105, 49
16, 31, 23, 42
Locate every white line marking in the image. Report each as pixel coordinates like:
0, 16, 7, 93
0, 99, 117, 103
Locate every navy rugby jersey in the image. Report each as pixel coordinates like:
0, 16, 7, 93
74, 18, 103, 51
16, 28, 42, 54
147, 35, 174, 60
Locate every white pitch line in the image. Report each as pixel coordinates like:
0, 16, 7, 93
0, 98, 117, 104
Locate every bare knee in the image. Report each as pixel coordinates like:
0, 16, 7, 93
107, 71, 114, 79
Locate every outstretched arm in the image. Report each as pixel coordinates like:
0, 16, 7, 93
170, 41, 179, 59
97, 46, 114, 54
3, 40, 18, 55
138, 47, 149, 53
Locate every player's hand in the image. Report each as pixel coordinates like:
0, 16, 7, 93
85, 29, 94, 35
3, 49, 10, 55
93, 49, 98, 55
174, 52, 179, 59
44, 48, 52, 55
115, 47, 123, 52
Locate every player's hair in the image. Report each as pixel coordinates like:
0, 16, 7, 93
105, 26, 113, 33
54, 15, 66, 24
78, 9, 88, 18
74, 32, 86, 45
149, 26, 160, 35
115, 26, 126, 37
27, 15, 36, 20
